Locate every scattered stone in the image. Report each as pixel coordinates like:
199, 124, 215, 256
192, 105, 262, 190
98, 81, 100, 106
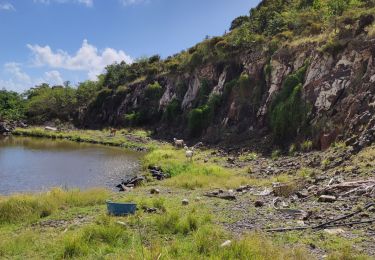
324, 228, 345, 235
236, 185, 251, 192
318, 195, 337, 203
220, 240, 232, 247
195, 197, 202, 202
45, 126, 58, 131
116, 176, 145, 191
204, 191, 237, 201
116, 221, 126, 226
227, 157, 235, 164
228, 189, 234, 193
145, 207, 158, 213
254, 200, 264, 207
149, 167, 171, 180
254, 188, 273, 196
150, 188, 160, 195
182, 199, 189, 206
296, 190, 309, 198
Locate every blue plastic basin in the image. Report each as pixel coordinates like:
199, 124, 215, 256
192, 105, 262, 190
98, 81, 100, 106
106, 201, 137, 216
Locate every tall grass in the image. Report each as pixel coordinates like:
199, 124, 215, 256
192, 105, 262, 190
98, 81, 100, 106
0, 188, 109, 224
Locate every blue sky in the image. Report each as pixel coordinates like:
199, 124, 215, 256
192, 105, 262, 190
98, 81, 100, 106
0, 0, 258, 92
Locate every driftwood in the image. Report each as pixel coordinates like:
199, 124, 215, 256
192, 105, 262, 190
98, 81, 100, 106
204, 193, 237, 201
266, 219, 375, 232
318, 180, 375, 198
266, 203, 375, 233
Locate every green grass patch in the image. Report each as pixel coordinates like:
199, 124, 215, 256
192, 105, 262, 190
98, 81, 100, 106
0, 188, 109, 224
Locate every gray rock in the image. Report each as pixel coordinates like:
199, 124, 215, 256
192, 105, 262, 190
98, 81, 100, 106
318, 195, 337, 203
182, 199, 189, 205
150, 188, 160, 194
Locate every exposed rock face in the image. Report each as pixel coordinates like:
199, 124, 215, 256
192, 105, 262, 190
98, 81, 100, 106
82, 31, 375, 150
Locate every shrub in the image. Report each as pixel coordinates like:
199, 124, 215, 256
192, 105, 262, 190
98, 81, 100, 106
188, 105, 210, 137
270, 63, 310, 144
145, 81, 163, 100
188, 94, 222, 137
163, 99, 181, 122
289, 143, 298, 156
0, 90, 25, 121
124, 112, 141, 125
271, 149, 282, 160
301, 140, 313, 151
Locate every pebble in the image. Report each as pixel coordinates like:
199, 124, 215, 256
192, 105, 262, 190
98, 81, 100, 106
318, 195, 337, 203
254, 200, 264, 207
324, 228, 345, 235
150, 188, 160, 195
182, 199, 189, 206
220, 240, 232, 247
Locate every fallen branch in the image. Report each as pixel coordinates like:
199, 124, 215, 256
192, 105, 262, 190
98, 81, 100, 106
204, 193, 236, 201
265, 203, 375, 233
313, 203, 374, 229
266, 218, 375, 232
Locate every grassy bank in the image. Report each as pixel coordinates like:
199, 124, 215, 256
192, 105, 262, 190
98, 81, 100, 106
1, 128, 371, 259
13, 127, 154, 151
0, 188, 310, 259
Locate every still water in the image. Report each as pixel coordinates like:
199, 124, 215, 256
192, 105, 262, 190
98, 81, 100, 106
0, 136, 141, 195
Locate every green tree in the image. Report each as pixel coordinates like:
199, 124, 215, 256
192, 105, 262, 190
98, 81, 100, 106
230, 16, 250, 31
0, 89, 25, 121
26, 84, 77, 123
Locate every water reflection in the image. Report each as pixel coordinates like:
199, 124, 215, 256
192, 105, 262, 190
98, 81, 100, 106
0, 136, 141, 195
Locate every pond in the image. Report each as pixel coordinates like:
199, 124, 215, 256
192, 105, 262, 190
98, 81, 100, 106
0, 136, 141, 195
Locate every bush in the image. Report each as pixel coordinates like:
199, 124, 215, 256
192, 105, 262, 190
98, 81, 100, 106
145, 81, 163, 100
124, 112, 141, 125
26, 85, 78, 123
0, 90, 25, 121
188, 105, 210, 137
270, 63, 310, 144
163, 99, 181, 122
188, 93, 222, 137
271, 149, 282, 160
301, 140, 313, 151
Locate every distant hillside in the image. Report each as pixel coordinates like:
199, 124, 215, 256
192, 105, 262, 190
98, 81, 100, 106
4, 0, 375, 151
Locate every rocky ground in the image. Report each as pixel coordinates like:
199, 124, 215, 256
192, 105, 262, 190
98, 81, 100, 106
190, 144, 375, 258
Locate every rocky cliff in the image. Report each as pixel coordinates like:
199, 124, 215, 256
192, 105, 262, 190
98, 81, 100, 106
81, 10, 375, 151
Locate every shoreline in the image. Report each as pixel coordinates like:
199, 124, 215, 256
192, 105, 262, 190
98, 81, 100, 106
0, 128, 374, 259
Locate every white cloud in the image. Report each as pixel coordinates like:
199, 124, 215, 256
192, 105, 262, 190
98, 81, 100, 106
119, 0, 148, 6
4, 63, 31, 83
0, 2, 15, 11
27, 39, 133, 80
33, 0, 93, 7
0, 63, 65, 92
43, 70, 64, 86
